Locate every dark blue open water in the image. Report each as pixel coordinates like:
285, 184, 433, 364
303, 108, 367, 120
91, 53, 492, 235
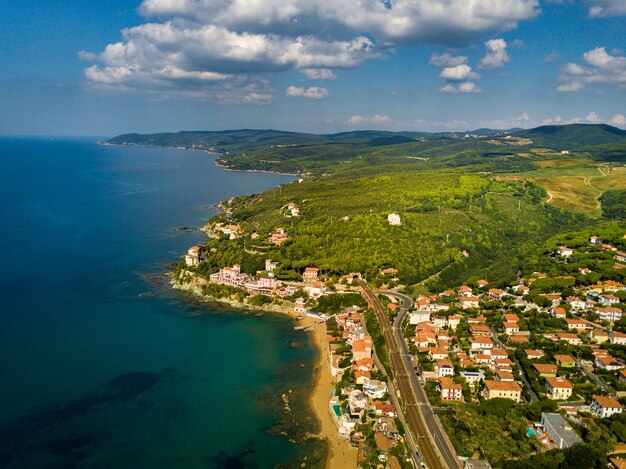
0, 138, 320, 468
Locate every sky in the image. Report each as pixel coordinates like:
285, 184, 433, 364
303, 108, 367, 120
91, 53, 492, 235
0, 0, 625, 136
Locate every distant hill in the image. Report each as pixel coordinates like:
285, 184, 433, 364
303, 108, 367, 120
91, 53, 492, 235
512, 124, 626, 149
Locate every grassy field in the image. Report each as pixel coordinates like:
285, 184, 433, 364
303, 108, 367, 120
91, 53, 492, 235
509, 163, 626, 215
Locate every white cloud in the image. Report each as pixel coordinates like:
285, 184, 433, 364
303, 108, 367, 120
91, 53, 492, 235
440, 64, 478, 81
299, 68, 337, 80
609, 114, 626, 127
558, 47, 626, 92
81, 0, 539, 102
285, 85, 329, 99
588, 0, 626, 17
586, 112, 600, 123
347, 114, 393, 125
440, 82, 481, 93
479, 38, 510, 69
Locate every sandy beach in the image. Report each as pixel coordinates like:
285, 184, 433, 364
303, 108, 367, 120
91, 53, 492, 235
304, 318, 358, 469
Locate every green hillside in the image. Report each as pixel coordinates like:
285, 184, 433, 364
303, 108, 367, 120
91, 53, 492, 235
513, 124, 626, 149
191, 170, 584, 291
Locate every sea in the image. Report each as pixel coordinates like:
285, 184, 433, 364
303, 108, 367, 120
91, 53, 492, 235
0, 137, 324, 468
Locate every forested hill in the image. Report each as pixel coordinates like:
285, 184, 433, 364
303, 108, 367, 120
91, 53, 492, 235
512, 124, 626, 149
106, 124, 626, 176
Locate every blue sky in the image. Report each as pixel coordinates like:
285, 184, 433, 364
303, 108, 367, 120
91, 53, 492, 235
1, 0, 625, 136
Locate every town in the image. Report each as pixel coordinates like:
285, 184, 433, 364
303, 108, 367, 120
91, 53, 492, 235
177, 227, 626, 469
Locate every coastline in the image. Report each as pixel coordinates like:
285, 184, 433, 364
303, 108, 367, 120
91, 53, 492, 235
99, 141, 300, 177
307, 318, 359, 469
171, 273, 357, 468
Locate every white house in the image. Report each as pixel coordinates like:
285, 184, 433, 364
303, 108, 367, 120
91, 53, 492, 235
610, 331, 626, 345
591, 395, 623, 418
545, 377, 573, 400
387, 213, 402, 226
362, 379, 388, 399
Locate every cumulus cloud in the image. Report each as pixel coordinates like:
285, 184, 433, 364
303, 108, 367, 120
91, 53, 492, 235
609, 114, 626, 126
81, 0, 539, 102
347, 114, 393, 125
588, 0, 626, 17
440, 64, 478, 81
586, 112, 600, 123
479, 38, 510, 69
300, 68, 337, 80
558, 47, 626, 92
440, 82, 481, 93
285, 85, 329, 99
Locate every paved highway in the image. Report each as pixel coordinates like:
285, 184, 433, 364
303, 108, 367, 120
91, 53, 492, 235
359, 282, 460, 469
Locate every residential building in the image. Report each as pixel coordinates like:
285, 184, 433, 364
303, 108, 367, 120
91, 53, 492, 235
439, 377, 463, 401
503, 322, 520, 335
470, 324, 491, 336
435, 359, 454, 377
533, 363, 558, 377
303, 267, 319, 283
459, 371, 485, 385
558, 246, 573, 257
409, 310, 431, 324
551, 307, 567, 319
541, 413, 582, 449
483, 380, 522, 402
595, 355, 624, 371
265, 259, 279, 272
591, 395, 623, 418
589, 330, 610, 344
471, 337, 493, 350
598, 307, 623, 322
610, 331, 626, 345
184, 245, 203, 267
566, 297, 587, 310
460, 296, 480, 309
600, 294, 620, 306
545, 377, 573, 400
387, 213, 402, 226
495, 371, 514, 382
565, 319, 588, 331
503, 313, 519, 323
554, 355, 576, 368
363, 379, 388, 399
525, 349, 545, 360
447, 315, 462, 331
555, 333, 583, 345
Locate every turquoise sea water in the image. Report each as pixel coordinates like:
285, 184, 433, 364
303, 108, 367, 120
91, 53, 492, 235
0, 138, 321, 468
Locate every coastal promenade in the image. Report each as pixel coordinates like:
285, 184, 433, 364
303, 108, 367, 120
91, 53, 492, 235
359, 281, 460, 469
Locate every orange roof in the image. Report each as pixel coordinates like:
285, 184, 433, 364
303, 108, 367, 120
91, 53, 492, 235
472, 337, 493, 344
509, 335, 529, 342
593, 395, 622, 409
554, 354, 576, 363
484, 380, 522, 392
546, 376, 573, 389
439, 377, 463, 390
533, 363, 557, 373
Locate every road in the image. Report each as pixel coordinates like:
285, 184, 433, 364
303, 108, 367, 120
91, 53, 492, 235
360, 282, 460, 469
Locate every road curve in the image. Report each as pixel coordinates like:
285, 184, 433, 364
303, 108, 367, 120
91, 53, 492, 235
359, 282, 460, 469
